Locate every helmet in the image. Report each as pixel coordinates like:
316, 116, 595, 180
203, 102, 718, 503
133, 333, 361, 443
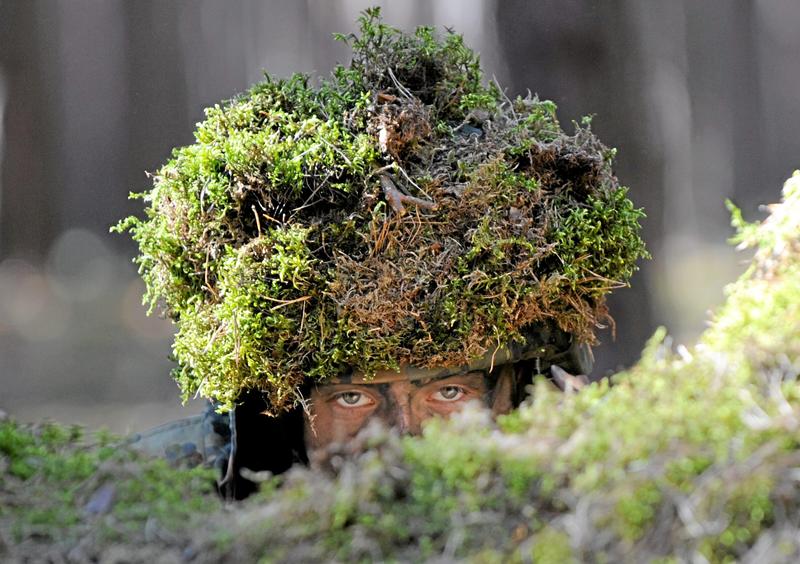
115, 10, 646, 416
218, 322, 592, 499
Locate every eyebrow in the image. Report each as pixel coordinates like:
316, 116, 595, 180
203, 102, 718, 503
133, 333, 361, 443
315, 373, 497, 414
417, 372, 487, 387
332, 366, 497, 385
414, 371, 488, 386
318, 371, 491, 391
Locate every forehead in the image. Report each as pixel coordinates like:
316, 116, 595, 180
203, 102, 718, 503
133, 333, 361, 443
330, 364, 493, 385
319, 370, 489, 390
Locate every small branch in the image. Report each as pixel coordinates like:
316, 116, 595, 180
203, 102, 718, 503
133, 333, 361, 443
387, 67, 414, 99
251, 205, 262, 237
266, 295, 312, 311
318, 135, 353, 167
380, 174, 436, 214
395, 163, 433, 200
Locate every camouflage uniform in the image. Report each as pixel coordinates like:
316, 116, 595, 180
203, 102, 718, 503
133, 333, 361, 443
125, 405, 230, 473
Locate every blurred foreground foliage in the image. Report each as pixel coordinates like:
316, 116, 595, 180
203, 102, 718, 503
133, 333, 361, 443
4, 172, 800, 562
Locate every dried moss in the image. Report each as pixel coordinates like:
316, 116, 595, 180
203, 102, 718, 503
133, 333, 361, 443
114, 8, 647, 411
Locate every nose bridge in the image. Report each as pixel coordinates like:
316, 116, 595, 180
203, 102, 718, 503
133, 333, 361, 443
391, 395, 412, 434
387, 385, 418, 435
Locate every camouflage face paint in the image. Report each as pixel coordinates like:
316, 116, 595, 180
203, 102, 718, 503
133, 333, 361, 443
302, 369, 514, 454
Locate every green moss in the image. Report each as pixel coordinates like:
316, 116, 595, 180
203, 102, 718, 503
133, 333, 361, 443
615, 481, 661, 542
553, 186, 649, 292
531, 527, 576, 564
703, 174, 800, 374
114, 9, 647, 411
0, 419, 217, 557
169, 169, 800, 562
9, 170, 800, 564
42, 13, 800, 563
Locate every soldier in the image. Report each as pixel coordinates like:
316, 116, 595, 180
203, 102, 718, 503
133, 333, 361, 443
121, 10, 645, 500
129, 324, 591, 499
302, 326, 592, 453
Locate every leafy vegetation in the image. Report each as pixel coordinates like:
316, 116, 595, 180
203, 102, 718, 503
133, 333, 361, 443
114, 8, 647, 411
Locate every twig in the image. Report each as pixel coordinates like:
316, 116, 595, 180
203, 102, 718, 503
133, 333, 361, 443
550, 365, 589, 392
379, 174, 436, 214
493, 74, 517, 120
318, 135, 353, 167
387, 67, 414, 99
292, 174, 331, 215
251, 205, 262, 237
368, 164, 396, 179
267, 295, 312, 311
204, 246, 219, 301
372, 211, 393, 255
232, 312, 241, 366
395, 163, 433, 200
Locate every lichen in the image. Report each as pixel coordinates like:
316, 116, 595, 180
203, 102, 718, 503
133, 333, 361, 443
114, 8, 647, 411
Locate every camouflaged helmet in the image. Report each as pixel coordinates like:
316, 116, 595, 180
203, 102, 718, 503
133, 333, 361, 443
116, 9, 647, 413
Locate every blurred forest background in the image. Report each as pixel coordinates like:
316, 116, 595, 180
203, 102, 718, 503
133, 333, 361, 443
1, 0, 799, 433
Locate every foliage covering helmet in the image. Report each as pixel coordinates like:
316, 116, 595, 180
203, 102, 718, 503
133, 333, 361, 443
115, 9, 648, 412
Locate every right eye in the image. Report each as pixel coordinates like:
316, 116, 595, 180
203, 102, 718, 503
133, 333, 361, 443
334, 391, 372, 408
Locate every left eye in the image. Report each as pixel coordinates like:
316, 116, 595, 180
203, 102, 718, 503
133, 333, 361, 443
433, 386, 465, 402
334, 391, 372, 407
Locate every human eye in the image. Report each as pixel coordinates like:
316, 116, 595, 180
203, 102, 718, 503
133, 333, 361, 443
432, 385, 466, 402
334, 391, 373, 408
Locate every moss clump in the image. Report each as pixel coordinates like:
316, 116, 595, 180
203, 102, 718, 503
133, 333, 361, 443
0, 418, 217, 561
114, 8, 647, 411
9, 171, 800, 562
196, 171, 800, 562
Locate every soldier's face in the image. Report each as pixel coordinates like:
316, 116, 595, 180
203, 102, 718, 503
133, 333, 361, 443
303, 367, 514, 452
